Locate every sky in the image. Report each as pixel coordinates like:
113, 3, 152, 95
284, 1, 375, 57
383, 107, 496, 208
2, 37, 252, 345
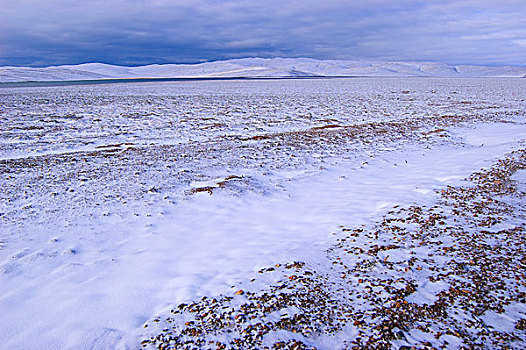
1, 0, 525, 67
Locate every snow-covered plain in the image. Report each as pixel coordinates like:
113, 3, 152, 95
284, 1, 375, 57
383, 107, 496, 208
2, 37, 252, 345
1, 58, 526, 83
0, 78, 525, 349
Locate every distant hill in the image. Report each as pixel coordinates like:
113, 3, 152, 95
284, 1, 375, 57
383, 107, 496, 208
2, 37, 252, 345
1, 58, 526, 82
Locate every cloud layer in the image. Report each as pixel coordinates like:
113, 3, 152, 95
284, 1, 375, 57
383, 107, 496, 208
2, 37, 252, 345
1, 0, 525, 66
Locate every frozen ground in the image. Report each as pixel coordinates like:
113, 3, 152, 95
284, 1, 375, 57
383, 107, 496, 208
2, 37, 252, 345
0, 78, 525, 349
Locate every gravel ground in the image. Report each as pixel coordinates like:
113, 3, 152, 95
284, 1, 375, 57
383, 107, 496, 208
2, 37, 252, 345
141, 148, 526, 349
2, 79, 525, 349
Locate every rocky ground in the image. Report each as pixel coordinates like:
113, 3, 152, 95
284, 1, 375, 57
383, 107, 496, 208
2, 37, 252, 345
2, 79, 525, 349
140, 148, 526, 349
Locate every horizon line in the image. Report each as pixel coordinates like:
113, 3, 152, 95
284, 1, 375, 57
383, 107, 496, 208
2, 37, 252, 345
2, 57, 526, 69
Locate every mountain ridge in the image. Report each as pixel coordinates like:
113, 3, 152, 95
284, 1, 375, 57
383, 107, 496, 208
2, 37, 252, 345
1, 58, 526, 82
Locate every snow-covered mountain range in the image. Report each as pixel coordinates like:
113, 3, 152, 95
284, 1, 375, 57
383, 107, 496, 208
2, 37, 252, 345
1, 57, 526, 82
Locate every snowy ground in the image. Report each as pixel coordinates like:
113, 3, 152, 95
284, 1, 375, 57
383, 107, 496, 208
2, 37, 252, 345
0, 78, 525, 349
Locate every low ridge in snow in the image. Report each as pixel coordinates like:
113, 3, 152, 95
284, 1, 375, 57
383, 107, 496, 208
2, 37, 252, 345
1, 58, 526, 82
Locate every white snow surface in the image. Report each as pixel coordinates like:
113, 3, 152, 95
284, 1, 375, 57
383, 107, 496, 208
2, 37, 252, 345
0, 78, 525, 349
1, 128, 525, 350
1, 58, 526, 82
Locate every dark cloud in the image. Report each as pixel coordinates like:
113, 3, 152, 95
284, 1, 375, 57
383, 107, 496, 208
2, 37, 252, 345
1, 0, 525, 66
